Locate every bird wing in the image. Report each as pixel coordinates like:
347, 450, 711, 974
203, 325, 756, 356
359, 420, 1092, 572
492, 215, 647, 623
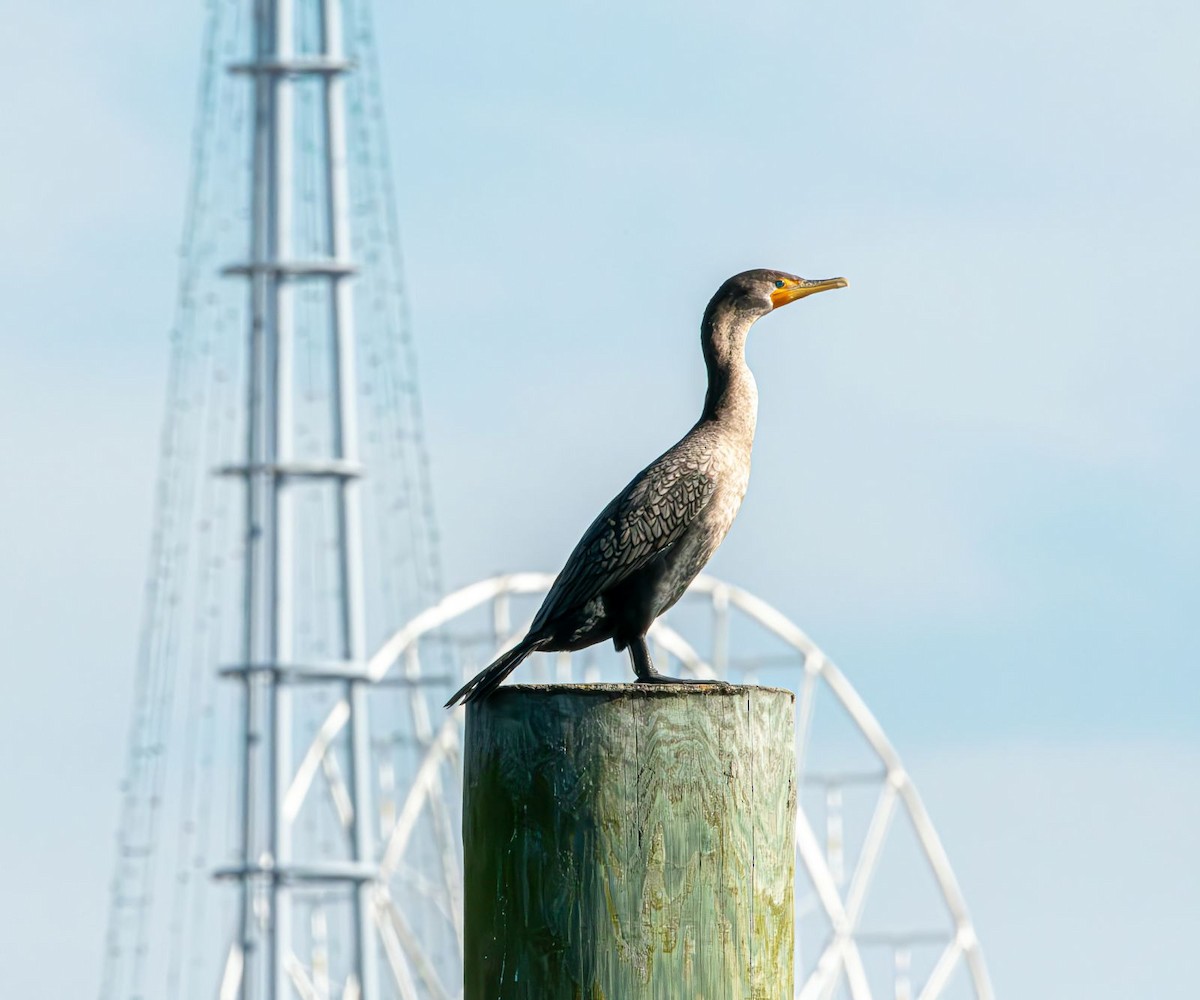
531, 456, 716, 632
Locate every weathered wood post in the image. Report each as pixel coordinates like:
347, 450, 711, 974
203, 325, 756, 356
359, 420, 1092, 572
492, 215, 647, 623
463, 683, 796, 999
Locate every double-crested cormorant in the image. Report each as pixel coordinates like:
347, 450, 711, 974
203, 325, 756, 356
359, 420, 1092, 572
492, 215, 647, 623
445, 268, 847, 707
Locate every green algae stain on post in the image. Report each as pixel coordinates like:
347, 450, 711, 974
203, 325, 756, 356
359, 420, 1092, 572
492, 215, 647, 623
463, 683, 796, 1000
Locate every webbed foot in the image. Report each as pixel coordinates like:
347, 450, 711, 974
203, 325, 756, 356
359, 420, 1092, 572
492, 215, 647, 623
634, 672, 730, 686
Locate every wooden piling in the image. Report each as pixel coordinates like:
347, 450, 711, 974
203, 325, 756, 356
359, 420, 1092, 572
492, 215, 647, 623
463, 683, 796, 999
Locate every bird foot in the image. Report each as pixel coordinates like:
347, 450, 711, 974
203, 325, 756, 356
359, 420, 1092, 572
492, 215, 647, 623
634, 671, 731, 687
629, 639, 730, 686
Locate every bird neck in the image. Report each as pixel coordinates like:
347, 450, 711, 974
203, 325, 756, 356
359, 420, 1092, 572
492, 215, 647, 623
699, 308, 758, 433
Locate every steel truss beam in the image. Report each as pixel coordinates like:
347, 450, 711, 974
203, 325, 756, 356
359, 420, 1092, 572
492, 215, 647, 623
220, 2, 379, 998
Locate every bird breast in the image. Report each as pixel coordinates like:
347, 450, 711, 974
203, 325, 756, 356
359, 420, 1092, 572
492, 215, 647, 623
701, 367, 757, 540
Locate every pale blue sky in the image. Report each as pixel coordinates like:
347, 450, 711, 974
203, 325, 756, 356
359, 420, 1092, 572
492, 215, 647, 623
0, 0, 1196, 996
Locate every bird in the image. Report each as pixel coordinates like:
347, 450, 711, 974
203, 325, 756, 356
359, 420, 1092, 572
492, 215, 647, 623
445, 268, 847, 707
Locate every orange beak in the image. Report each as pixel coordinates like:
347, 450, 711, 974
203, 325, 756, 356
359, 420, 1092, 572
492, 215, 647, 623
769, 276, 849, 309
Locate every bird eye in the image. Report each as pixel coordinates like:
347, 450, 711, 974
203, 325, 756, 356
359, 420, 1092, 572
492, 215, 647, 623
774, 280, 785, 288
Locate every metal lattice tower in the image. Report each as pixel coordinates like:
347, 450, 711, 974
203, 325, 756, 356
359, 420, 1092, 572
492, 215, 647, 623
217, 1, 379, 998
99, 1, 450, 998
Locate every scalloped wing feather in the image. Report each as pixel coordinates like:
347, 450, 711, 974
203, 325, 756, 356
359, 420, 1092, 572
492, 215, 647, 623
530, 458, 715, 633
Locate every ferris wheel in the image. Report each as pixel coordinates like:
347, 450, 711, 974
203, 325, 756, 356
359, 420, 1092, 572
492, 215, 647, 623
303, 571, 998, 1000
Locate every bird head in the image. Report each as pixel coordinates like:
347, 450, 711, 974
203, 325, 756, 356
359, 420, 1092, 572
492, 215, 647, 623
711, 268, 849, 322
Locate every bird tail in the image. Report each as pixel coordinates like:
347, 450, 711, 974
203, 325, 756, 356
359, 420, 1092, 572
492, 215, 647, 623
444, 637, 545, 708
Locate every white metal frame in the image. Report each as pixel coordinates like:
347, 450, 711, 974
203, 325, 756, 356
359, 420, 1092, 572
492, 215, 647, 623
280, 573, 995, 1000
